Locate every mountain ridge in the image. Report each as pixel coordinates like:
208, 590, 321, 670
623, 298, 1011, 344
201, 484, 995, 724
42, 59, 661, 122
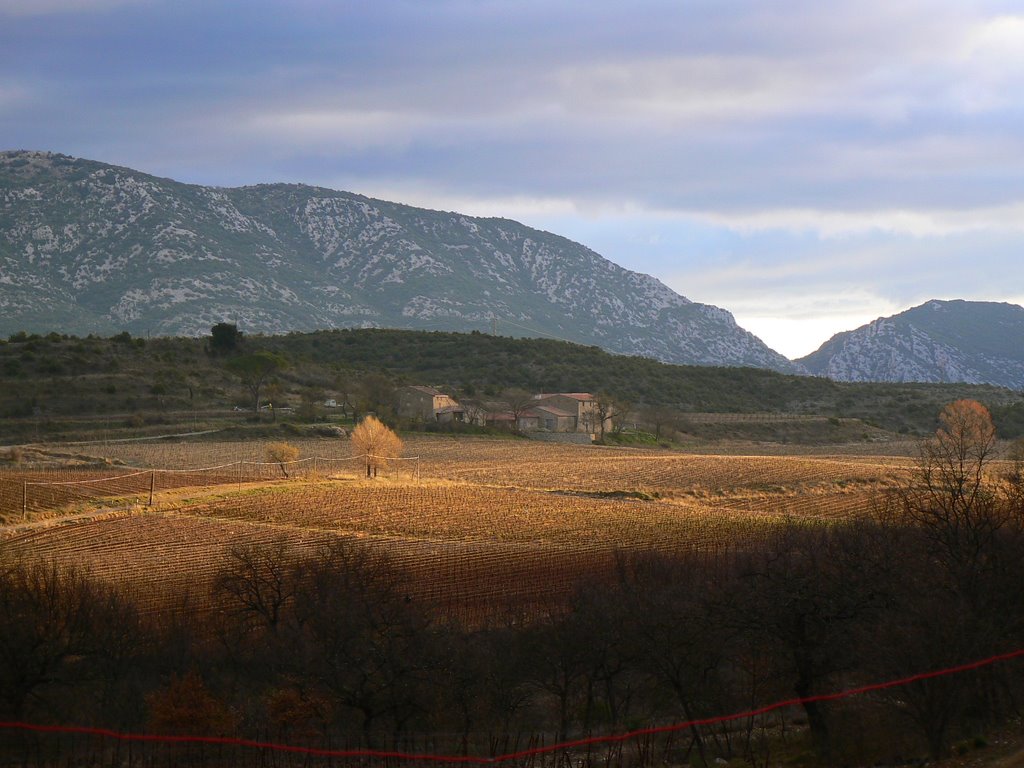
798, 299, 1024, 390
0, 150, 798, 372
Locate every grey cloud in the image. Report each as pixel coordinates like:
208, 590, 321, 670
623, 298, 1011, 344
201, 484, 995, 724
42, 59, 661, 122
2, 0, 1022, 355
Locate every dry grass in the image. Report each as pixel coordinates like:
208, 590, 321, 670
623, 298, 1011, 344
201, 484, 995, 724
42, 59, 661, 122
169, 479, 786, 548
1, 511, 337, 614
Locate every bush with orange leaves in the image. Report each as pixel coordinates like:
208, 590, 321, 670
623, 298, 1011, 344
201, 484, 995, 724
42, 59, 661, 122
146, 670, 236, 736
266, 441, 301, 478
894, 398, 1024, 582
351, 415, 403, 477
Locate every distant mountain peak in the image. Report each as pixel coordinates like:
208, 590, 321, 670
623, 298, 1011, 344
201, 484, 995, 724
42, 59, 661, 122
0, 150, 797, 372
798, 299, 1024, 388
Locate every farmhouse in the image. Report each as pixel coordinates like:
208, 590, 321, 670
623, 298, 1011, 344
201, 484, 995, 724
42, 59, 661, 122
396, 386, 465, 423
473, 392, 611, 438
399, 387, 611, 439
474, 403, 517, 430
520, 403, 577, 433
530, 393, 611, 436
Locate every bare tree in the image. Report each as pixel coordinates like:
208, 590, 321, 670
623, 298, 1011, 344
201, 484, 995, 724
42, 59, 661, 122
899, 400, 1011, 579
731, 523, 890, 763
501, 388, 536, 432
0, 561, 106, 719
875, 400, 1024, 759
592, 392, 617, 441
332, 375, 358, 421
214, 539, 297, 634
610, 397, 632, 434
917, 399, 997, 518
618, 551, 738, 766
226, 351, 288, 415
459, 397, 487, 427
519, 601, 591, 742
863, 519, 981, 762
570, 576, 646, 733
1004, 437, 1024, 500
289, 541, 438, 747
640, 405, 681, 442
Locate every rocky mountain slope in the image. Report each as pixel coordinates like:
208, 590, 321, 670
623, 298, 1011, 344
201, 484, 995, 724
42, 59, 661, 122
798, 300, 1024, 389
0, 150, 798, 372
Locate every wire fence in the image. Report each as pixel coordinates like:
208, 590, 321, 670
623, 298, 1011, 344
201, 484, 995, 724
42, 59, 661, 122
0, 727, 664, 768
0, 454, 421, 520
1, 647, 1022, 768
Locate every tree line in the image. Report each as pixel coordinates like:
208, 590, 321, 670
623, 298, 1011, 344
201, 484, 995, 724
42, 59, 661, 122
3, 402, 1024, 765
4, 326, 1023, 439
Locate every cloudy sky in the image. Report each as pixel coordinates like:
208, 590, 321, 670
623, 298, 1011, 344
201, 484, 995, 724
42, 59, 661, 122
3, 0, 1023, 358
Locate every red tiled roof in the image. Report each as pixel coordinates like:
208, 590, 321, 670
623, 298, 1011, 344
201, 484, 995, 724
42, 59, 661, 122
534, 392, 595, 401
530, 405, 576, 418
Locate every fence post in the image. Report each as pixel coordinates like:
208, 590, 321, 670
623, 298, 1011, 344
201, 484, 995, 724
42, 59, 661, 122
22, 481, 27, 519
149, 471, 155, 507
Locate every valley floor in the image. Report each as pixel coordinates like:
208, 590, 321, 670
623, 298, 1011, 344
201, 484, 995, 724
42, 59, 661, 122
3, 433, 1023, 767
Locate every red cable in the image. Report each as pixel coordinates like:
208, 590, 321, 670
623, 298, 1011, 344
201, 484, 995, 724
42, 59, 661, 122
3, 647, 1023, 764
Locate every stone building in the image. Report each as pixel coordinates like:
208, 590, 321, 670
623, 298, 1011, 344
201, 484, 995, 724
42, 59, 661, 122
396, 386, 464, 423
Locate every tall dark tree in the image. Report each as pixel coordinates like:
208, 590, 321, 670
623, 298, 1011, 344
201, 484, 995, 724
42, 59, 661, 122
209, 322, 242, 355
0, 562, 108, 719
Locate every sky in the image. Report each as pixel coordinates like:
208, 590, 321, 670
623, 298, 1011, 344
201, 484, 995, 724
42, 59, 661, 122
2, 0, 1023, 359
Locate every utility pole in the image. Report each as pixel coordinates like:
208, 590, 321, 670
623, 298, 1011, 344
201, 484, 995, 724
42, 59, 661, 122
491, 317, 498, 336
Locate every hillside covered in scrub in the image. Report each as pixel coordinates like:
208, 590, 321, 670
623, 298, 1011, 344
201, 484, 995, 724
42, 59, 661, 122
2, 327, 1024, 445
